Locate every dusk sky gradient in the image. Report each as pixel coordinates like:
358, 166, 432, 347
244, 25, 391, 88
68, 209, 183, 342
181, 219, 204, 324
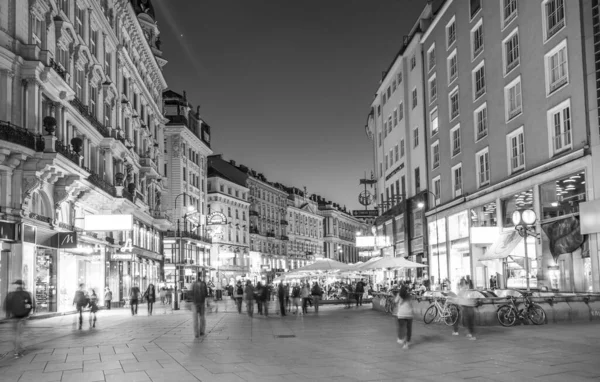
153, 0, 422, 210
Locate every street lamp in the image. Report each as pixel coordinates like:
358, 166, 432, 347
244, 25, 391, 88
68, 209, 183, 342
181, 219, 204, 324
512, 209, 538, 292
418, 190, 440, 290
173, 192, 194, 310
338, 244, 343, 262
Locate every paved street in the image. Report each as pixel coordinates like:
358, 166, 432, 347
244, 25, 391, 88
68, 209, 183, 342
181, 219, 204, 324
1, 299, 600, 382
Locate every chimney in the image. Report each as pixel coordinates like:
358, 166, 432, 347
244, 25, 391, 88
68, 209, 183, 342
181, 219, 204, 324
183, 90, 187, 101
196, 106, 200, 117
229, 160, 236, 166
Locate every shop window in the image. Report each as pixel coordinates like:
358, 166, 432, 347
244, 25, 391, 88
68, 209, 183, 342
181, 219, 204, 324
540, 171, 585, 220
470, 201, 498, 227
501, 188, 533, 227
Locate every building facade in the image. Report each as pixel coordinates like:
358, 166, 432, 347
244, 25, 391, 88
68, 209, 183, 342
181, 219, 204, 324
162, 90, 212, 289
284, 189, 324, 268
316, 197, 365, 264
0, 0, 170, 310
420, 0, 600, 292
207, 164, 250, 287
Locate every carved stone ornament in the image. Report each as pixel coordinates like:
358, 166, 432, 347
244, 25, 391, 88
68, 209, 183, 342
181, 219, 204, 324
127, 183, 136, 194
71, 137, 83, 154
115, 172, 125, 186
43, 116, 57, 135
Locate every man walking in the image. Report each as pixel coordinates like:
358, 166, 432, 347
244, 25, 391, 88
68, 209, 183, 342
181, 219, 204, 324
311, 282, 323, 313
453, 290, 477, 340
234, 281, 244, 314
244, 280, 254, 317
3, 280, 35, 357
104, 287, 112, 310
73, 284, 87, 329
191, 276, 208, 338
260, 282, 269, 317
355, 279, 365, 306
278, 283, 286, 316
129, 284, 141, 316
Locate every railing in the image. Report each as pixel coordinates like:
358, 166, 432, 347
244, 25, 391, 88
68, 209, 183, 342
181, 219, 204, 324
135, 190, 146, 204
150, 210, 171, 222
165, 230, 212, 244
249, 210, 259, 217
49, 58, 67, 80
280, 219, 288, 225
139, 157, 157, 172
266, 232, 275, 238
29, 212, 52, 224
549, 75, 567, 94
0, 121, 44, 151
55, 140, 81, 166
506, 57, 520, 75
87, 172, 116, 196
547, 18, 565, 40
69, 98, 110, 138
281, 235, 289, 241
508, 104, 522, 121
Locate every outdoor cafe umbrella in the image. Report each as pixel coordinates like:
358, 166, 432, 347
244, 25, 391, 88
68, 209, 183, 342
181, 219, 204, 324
353, 257, 383, 272
293, 258, 354, 272
360, 256, 428, 270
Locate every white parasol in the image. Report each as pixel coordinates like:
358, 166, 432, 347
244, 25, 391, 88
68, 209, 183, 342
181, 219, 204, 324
360, 256, 428, 270
292, 258, 354, 272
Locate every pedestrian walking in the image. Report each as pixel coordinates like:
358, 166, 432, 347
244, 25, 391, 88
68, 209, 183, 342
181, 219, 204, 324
88, 289, 99, 328
244, 280, 254, 317
291, 283, 301, 314
395, 285, 414, 349
453, 291, 477, 340
73, 284, 88, 330
255, 282, 264, 315
144, 284, 156, 316
191, 277, 208, 338
301, 283, 310, 314
234, 281, 244, 314
284, 283, 291, 312
260, 282, 269, 317
311, 282, 322, 313
355, 279, 365, 306
104, 287, 112, 310
2, 280, 35, 357
278, 283, 286, 316
129, 285, 141, 316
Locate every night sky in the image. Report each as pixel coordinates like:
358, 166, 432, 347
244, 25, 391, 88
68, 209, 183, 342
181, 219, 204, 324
153, 0, 422, 210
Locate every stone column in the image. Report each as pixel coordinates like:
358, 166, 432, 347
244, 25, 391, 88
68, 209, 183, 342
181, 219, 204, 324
0, 70, 14, 122
38, 83, 43, 134
104, 150, 113, 183
0, 169, 12, 212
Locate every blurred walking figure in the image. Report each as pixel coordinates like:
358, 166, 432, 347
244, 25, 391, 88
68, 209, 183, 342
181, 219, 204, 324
291, 283, 301, 315
395, 285, 414, 349
244, 280, 254, 317
311, 282, 322, 313
159, 287, 169, 314
144, 284, 156, 316
73, 284, 88, 330
284, 283, 291, 312
260, 281, 269, 317
255, 282, 264, 315
234, 281, 244, 314
278, 283, 286, 316
191, 277, 208, 338
104, 287, 112, 310
453, 291, 477, 340
301, 283, 310, 314
3, 280, 35, 357
129, 285, 141, 316
88, 289, 99, 328
355, 279, 365, 306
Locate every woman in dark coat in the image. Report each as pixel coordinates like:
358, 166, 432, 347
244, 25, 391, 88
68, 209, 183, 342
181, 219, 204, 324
144, 284, 156, 316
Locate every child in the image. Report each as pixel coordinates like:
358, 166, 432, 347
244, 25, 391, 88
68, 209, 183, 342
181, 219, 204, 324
394, 285, 414, 349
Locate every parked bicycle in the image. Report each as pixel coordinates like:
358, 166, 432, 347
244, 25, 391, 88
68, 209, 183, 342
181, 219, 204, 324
496, 293, 546, 326
423, 296, 459, 326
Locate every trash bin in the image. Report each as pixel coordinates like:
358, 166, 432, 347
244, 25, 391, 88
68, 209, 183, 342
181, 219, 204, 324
216, 289, 222, 300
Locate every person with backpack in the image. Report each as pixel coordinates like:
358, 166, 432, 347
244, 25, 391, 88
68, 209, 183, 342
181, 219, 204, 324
191, 277, 208, 338
129, 284, 141, 316
255, 282, 264, 315
73, 284, 88, 330
233, 281, 244, 314
104, 287, 112, 310
88, 289, 99, 329
395, 285, 414, 349
311, 282, 323, 314
277, 283, 286, 316
144, 284, 156, 316
3, 279, 35, 358
291, 283, 301, 315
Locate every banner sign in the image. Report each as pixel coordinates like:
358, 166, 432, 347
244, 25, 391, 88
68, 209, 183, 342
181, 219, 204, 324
207, 212, 227, 225
112, 253, 133, 261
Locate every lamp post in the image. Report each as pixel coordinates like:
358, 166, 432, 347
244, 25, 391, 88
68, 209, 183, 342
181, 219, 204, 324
512, 209, 538, 292
173, 192, 194, 310
418, 190, 440, 290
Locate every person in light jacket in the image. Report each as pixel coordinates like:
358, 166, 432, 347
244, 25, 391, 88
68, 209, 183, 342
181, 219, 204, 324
233, 281, 244, 314
104, 287, 112, 310
394, 285, 414, 349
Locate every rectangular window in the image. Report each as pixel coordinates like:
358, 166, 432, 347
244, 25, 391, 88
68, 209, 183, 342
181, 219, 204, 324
397, 71, 403, 85
545, 40, 568, 95
90, 29, 98, 57
57, 48, 69, 71
385, 154, 389, 170
504, 29, 520, 74
548, 99, 572, 155
398, 102, 404, 121
400, 139, 405, 157
428, 45, 436, 72
59, 0, 69, 14
452, 164, 463, 197
414, 167, 421, 193
505, 76, 522, 121
508, 127, 525, 172
183, 168, 187, 181
447, 17, 456, 48
472, 20, 484, 59
413, 127, 419, 148
394, 144, 399, 162
383, 121, 388, 138
503, 0, 518, 28
449, 87, 460, 120
393, 109, 398, 127
388, 116, 393, 133
104, 103, 111, 127
448, 50, 458, 84
451, 124, 461, 157
412, 88, 417, 109
477, 148, 490, 187
105, 52, 112, 79
392, 79, 397, 93
430, 108, 438, 136
379, 162, 383, 177
75, 69, 84, 100
432, 141, 440, 169
383, 93, 387, 105
429, 75, 437, 104
410, 54, 416, 70
31, 16, 42, 47
401, 176, 406, 196
474, 103, 488, 141
89, 86, 97, 117
75, 6, 84, 36
389, 149, 394, 168
387, 87, 391, 99
544, 0, 565, 40
473, 62, 486, 100
470, 0, 482, 18
433, 176, 441, 203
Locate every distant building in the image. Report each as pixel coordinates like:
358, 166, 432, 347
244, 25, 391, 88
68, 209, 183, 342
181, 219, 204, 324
284, 189, 324, 267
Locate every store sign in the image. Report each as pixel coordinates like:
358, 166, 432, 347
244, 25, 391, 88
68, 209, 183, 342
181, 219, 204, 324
352, 210, 379, 217
23, 224, 36, 244
0, 221, 17, 242
207, 212, 227, 225
53, 231, 78, 249
84, 214, 133, 231
119, 238, 133, 253
112, 253, 133, 261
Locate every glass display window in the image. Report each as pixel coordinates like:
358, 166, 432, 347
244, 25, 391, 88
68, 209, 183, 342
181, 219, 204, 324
501, 189, 533, 227
540, 171, 585, 221
448, 211, 469, 241
35, 248, 57, 313
470, 201, 498, 227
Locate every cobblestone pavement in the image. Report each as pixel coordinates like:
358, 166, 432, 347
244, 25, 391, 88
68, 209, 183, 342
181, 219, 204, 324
1, 298, 600, 381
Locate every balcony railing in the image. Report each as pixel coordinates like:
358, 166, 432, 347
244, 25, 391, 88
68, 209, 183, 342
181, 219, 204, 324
266, 232, 275, 238
250, 227, 259, 234
49, 58, 67, 80
87, 172, 116, 196
165, 230, 212, 244
150, 210, 171, 222
549, 75, 568, 94
0, 121, 44, 151
280, 219, 288, 225
249, 210, 259, 217
281, 235, 289, 241
139, 157, 158, 172
55, 140, 81, 166
121, 188, 134, 203
69, 98, 110, 138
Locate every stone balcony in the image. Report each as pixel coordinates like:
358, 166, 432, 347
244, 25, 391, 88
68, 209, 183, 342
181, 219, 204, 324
139, 156, 159, 178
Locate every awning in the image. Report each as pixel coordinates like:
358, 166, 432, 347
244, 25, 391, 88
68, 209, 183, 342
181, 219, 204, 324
479, 230, 522, 261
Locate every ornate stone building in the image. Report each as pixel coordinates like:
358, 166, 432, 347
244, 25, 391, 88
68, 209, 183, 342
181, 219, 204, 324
284, 188, 324, 268
0, 0, 170, 310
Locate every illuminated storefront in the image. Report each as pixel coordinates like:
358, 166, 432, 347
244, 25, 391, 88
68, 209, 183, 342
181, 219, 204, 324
448, 211, 470, 292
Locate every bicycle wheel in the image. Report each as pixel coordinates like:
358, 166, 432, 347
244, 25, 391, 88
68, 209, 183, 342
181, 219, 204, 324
497, 305, 517, 327
444, 304, 459, 326
423, 305, 438, 324
528, 305, 546, 325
